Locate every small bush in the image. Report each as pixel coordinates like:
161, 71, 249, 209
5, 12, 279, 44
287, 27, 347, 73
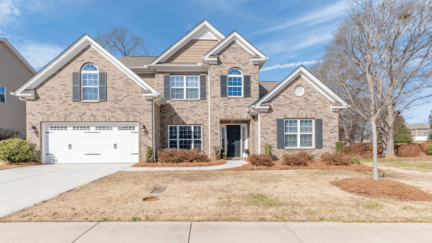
351, 158, 361, 164
214, 146, 220, 160
282, 151, 315, 166
427, 143, 432, 155
320, 152, 351, 166
248, 154, 274, 167
394, 124, 413, 143
264, 144, 272, 157
145, 146, 153, 162
158, 148, 209, 163
429, 133, 432, 141
335, 141, 344, 152
0, 138, 36, 162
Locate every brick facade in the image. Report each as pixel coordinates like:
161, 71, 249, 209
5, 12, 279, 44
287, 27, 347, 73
26, 46, 154, 161
260, 76, 339, 159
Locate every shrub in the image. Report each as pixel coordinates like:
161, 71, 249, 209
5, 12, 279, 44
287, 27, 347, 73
145, 146, 153, 162
429, 133, 432, 141
427, 143, 432, 155
0, 138, 36, 162
158, 148, 209, 163
320, 152, 351, 166
394, 124, 413, 144
264, 144, 272, 157
214, 146, 220, 160
282, 151, 315, 166
351, 158, 361, 164
0, 128, 16, 141
335, 141, 344, 152
248, 154, 274, 167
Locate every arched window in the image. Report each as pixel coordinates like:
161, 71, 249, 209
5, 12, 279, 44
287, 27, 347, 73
227, 68, 243, 97
81, 63, 99, 101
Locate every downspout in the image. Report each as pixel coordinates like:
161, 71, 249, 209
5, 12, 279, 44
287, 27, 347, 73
152, 100, 156, 162
258, 112, 261, 154
208, 66, 211, 158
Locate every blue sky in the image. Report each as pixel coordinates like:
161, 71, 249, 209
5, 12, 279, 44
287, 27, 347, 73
1, 0, 430, 124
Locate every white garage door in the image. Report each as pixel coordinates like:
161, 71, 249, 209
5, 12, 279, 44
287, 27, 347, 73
42, 122, 139, 164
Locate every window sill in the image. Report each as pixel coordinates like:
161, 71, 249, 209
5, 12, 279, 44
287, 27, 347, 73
80, 100, 100, 103
227, 97, 244, 99
283, 147, 315, 150
169, 99, 201, 101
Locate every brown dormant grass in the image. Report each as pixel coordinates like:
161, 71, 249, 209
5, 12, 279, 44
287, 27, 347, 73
2, 169, 432, 223
133, 158, 226, 167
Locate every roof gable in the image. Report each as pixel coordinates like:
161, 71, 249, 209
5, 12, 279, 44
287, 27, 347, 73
0, 38, 36, 74
250, 66, 348, 111
202, 31, 268, 66
12, 34, 157, 96
149, 20, 225, 65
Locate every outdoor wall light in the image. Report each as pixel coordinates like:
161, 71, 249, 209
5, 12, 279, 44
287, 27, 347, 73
30, 126, 37, 133
142, 125, 147, 131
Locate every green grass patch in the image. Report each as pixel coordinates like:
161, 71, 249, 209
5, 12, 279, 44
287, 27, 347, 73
364, 203, 384, 210
244, 193, 280, 207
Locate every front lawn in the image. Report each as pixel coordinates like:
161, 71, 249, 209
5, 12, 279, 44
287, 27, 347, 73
2, 169, 431, 223
360, 157, 432, 172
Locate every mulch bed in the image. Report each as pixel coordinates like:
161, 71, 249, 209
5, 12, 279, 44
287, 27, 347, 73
343, 141, 431, 158
331, 177, 432, 202
132, 158, 226, 167
224, 159, 383, 173
0, 161, 41, 170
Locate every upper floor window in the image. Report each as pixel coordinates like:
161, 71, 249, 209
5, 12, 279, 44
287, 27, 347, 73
0, 86, 5, 103
228, 68, 243, 97
81, 63, 99, 101
171, 75, 199, 100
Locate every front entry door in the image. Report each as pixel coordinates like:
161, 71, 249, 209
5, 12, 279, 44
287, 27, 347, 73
227, 125, 241, 157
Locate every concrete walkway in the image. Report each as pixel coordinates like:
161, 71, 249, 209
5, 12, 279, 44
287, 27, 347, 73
0, 222, 431, 243
123, 159, 248, 171
0, 164, 132, 218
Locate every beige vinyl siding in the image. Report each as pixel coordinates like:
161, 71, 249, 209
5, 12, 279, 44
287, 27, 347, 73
164, 40, 219, 63
0, 42, 34, 139
138, 74, 156, 89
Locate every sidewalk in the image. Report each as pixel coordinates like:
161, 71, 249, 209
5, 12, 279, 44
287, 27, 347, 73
123, 159, 248, 171
1, 222, 431, 243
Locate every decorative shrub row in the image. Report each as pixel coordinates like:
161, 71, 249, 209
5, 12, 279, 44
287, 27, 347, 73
158, 148, 209, 163
282, 151, 315, 166
0, 138, 36, 163
248, 154, 274, 167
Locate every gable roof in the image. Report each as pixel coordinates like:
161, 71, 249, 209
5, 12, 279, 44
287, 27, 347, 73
118, 56, 157, 68
12, 34, 157, 96
259, 81, 280, 99
249, 66, 348, 112
0, 38, 36, 74
202, 31, 268, 67
407, 123, 430, 130
149, 20, 225, 66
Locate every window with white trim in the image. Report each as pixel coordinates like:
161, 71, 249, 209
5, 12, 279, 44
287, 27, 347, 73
0, 86, 5, 103
168, 125, 202, 150
284, 119, 314, 148
171, 75, 199, 99
81, 63, 99, 101
227, 68, 243, 97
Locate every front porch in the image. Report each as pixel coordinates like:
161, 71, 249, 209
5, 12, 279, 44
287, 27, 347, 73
220, 120, 249, 158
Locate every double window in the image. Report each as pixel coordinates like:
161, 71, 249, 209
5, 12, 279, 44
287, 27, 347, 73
0, 86, 5, 103
81, 63, 99, 101
284, 119, 314, 148
169, 125, 202, 150
228, 68, 243, 97
171, 75, 199, 100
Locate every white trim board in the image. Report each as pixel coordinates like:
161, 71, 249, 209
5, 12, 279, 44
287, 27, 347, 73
149, 20, 225, 65
251, 66, 348, 111
12, 34, 157, 97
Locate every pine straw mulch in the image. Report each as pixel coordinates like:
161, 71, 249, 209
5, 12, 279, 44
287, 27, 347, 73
331, 177, 432, 202
0, 161, 41, 170
224, 159, 384, 173
132, 158, 226, 167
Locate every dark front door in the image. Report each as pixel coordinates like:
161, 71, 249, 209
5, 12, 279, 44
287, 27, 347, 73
227, 125, 241, 157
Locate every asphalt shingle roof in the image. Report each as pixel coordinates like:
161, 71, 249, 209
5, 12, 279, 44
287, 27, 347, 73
407, 123, 430, 130
259, 81, 280, 99
118, 56, 158, 67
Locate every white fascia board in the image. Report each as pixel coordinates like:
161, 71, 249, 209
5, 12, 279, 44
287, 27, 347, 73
255, 66, 348, 109
0, 39, 36, 74
149, 20, 225, 65
203, 31, 268, 63
142, 93, 166, 105
13, 35, 158, 96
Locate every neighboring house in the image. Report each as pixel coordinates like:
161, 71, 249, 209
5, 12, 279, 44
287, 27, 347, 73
0, 38, 36, 139
407, 123, 430, 141
12, 20, 348, 164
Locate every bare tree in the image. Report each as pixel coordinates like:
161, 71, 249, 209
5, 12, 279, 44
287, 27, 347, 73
96, 27, 150, 57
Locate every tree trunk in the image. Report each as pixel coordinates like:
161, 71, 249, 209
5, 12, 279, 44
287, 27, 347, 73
371, 120, 379, 180
386, 108, 396, 158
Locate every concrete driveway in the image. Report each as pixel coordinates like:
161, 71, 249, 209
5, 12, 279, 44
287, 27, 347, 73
0, 164, 132, 218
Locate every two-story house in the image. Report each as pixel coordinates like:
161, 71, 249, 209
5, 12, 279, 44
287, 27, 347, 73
12, 20, 347, 164
0, 38, 36, 139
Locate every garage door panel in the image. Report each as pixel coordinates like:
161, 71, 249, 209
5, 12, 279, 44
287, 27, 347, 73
43, 123, 139, 164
